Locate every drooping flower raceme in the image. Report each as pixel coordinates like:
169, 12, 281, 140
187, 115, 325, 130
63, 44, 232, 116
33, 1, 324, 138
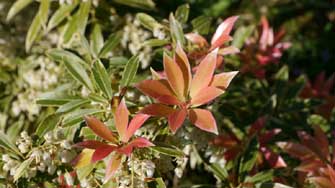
74, 99, 154, 181
136, 45, 238, 134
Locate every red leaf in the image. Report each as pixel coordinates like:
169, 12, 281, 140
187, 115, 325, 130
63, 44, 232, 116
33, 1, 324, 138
260, 147, 287, 168
188, 108, 218, 134
84, 116, 117, 143
175, 44, 192, 95
309, 177, 333, 188
210, 71, 238, 90
164, 52, 186, 101
135, 79, 180, 105
92, 145, 116, 163
114, 99, 129, 142
168, 108, 187, 134
190, 49, 218, 98
190, 86, 223, 107
140, 104, 175, 117
74, 140, 111, 149
118, 137, 154, 156
125, 114, 150, 142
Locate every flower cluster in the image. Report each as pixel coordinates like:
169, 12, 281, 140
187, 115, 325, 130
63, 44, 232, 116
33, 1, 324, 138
1, 129, 76, 182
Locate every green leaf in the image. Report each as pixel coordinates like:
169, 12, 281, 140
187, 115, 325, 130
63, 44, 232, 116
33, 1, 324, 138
6, 0, 33, 21
99, 32, 122, 58
191, 15, 213, 35
47, 49, 93, 90
136, 13, 160, 31
14, 158, 33, 182
90, 24, 104, 57
7, 116, 24, 141
0, 131, 21, 156
207, 163, 228, 180
35, 114, 61, 137
93, 60, 113, 99
61, 0, 91, 44
25, 0, 50, 51
245, 170, 274, 184
47, 3, 77, 31
76, 164, 95, 180
155, 178, 166, 188
62, 109, 104, 126
120, 55, 140, 87
175, 4, 190, 24
113, 0, 155, 10
169, 13, 185, 46
143, 39, 169, 47
232, 25, 254, 49
56, 99, 90, 114
151, 146, 184, 157
109, 57, 128, 67
275, 65, 289, 81
256, 183, 293, 188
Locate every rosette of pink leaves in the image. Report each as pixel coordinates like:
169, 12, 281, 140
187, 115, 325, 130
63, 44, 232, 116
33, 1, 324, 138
277, 125, 335, 188
211, 117, 287, 169
73, 99, 154, 181
240, 16, 291, 78
300, 71, 335, 119
185, 16, 240, 68
136, 45, 238, 134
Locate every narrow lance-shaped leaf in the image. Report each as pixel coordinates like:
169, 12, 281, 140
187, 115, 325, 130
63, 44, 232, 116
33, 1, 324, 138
90, 24, 104, 57
113, 0, 155, 10
13, 158, 33, 182
47, 49, 94, 91
47, 2, 78, 31
169, 13, 185, 46
175, 4, 190, 24
191, 15, 213, 35
0, 131, 21, 156
35, 114, 61, 138
56, 99, 90, 114
151, 146, 185, 157
120, 55, 140, 87
25, 0, 50, 52
136, 13, 161, 31
92, 60, 113, 99
7, 0, 33, 21
99, 32, 122, 58
61, 0, 91, 44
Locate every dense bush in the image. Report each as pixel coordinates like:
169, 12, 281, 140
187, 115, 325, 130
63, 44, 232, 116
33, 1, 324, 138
0, 0, 334, 187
